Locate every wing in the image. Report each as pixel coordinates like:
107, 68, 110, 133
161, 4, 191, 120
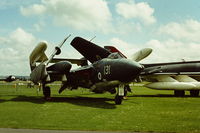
140, 61, 200, 90
51, 58, 88, 66
71, 37, 111, 63
141, 61, 200, 76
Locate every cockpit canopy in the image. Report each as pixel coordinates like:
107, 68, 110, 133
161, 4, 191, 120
107, 52, 124, 59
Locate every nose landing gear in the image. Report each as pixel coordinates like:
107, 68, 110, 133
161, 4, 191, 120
115, 84, 125, 105
115, 84, 131, 104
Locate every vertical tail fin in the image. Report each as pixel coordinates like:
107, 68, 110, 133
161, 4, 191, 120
29, 42, 48, 71
104, 46, 127, 58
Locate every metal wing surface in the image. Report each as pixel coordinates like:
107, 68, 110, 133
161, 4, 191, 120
140, 61, 200, 91
71, 37, 111, 63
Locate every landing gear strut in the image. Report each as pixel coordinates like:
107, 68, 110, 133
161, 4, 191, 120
115, 95, 123, 105
115, 84, 125, 105
42, 85, 51, 100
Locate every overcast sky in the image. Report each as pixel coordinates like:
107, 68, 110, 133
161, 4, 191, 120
1, 0, 200, 75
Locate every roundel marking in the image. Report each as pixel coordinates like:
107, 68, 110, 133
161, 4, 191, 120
98, 72, 102, 80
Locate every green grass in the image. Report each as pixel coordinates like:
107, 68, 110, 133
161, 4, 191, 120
0, 83, 200, 132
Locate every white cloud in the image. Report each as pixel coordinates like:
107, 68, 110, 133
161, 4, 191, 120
20, 4, 46, 16
0, 37, 8, 44
20, 0, 113, 33
114, 20, 142, 34
9, 28, 36, 46
108, 37, 200, 63
116, 0, 156, 25
0, 28, 37, 75
0, 29, 83, 75
145, 39, 200, 63
2, 28, 200, 75
33, 21, 45, 32
158, 19, 200, 43
109, 38, 139, 57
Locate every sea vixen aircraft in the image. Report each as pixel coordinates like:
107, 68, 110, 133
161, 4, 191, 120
29, 35, 152, 104
30, 35, 200, 105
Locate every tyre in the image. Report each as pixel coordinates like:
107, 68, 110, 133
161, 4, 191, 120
43, 86, 51, 99
190, 90, 199, 97
115, 95, 123, 105
174, 90, 185, 97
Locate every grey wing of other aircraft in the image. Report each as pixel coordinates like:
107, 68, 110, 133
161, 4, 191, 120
140, 61, 200, 97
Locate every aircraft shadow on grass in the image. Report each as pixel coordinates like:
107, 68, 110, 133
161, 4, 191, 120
0, 95, 46, 104
0, 99, 6, 103
51, 96, 116, 109
1, 95, 116, 109
129, 94, 200, 98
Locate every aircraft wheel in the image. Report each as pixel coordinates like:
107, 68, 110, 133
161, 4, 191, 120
174, 90, 185, 97
43, 86, 51, 100
115, 95, 123, 105
190, 90, 199, 97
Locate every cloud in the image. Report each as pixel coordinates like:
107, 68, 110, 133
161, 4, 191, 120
20, 4, 46, 16
108, 37, 200, 63
33, 21, 45, 32
20, 0, 113, 33
0, 0, 38, 9
158, 19, 200, 43
145, 39, 200, 63
109, 38, 139, 57
0, 28, 37, 75
113, 20, 142, 34
0, 29, 82, 75
116, 0, 156, 25
9, 28, 36, 47
1, 28, 200, 75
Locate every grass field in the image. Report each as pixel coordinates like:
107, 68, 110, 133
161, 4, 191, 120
0, 83, 200, 132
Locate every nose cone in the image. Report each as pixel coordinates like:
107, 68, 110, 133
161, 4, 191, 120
113, 59, 143, 82
123, 59, 143, 78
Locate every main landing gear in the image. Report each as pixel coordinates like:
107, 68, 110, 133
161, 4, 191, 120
42, 85, 51, 100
